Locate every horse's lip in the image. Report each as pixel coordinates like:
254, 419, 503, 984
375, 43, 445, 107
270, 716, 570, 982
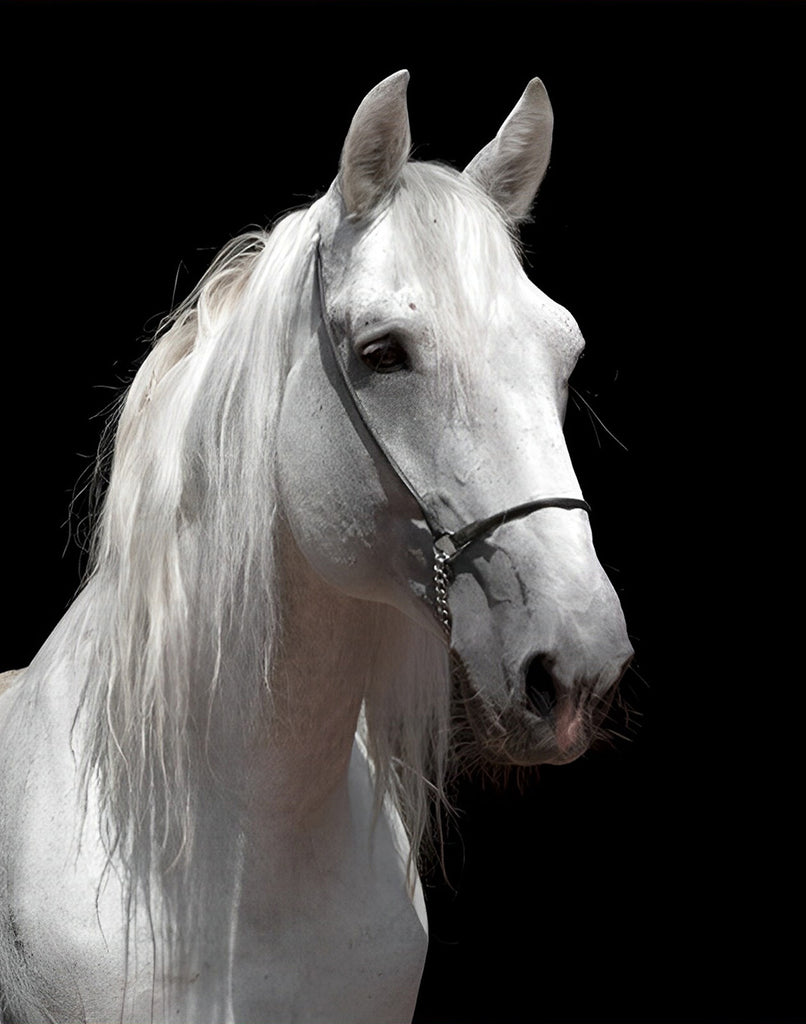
477, 709, 588, 767
501, 708, 591, 766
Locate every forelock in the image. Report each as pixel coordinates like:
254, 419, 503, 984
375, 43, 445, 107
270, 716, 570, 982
388, 161, 524, 404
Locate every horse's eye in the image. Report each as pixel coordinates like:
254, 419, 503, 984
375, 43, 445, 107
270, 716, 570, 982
358, 335, 410, 374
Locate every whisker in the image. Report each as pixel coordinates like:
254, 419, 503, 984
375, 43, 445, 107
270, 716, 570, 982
570, 386, 629, 451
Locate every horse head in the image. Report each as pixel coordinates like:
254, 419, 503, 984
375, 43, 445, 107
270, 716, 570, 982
277, 71, 632, 767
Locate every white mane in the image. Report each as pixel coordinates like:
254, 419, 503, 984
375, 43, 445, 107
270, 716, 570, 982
74, 211, 318, 877
17, 164, 521, 926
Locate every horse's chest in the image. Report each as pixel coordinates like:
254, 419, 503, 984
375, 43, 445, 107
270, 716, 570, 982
233, 842, 428, 1023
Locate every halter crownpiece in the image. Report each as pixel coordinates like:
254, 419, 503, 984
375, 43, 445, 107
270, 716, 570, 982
314, 245, 590, 639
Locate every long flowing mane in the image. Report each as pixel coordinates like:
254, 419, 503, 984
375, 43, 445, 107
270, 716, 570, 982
74, 212, 317, 877
19, 168, 516, 931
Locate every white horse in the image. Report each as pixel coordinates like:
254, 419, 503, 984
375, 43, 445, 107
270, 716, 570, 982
0, 72, 632, 1023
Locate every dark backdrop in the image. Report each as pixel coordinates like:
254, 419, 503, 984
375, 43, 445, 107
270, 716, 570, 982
2, 3, 800, 1023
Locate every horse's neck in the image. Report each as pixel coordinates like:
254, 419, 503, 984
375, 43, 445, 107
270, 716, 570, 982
243, 524, 382, 831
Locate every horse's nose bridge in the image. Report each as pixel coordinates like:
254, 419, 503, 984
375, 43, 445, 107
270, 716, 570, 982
439, 402, 582, 525
499, 387, 585, 511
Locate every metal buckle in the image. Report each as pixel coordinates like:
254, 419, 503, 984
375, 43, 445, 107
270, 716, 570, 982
433, 533, 458, 558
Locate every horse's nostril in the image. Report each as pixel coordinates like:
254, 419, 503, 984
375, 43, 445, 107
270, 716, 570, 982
524, 655, 556, 718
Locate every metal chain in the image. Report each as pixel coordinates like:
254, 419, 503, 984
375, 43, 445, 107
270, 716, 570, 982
433, 546, 453, 639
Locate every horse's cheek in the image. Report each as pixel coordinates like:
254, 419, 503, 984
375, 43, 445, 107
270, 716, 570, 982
276, 356, 383, 594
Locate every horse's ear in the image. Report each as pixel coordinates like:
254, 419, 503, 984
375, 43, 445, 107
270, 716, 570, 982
464, 78, 554, 222
339, 70, 411, 220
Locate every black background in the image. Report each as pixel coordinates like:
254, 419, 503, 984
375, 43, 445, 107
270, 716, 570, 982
1, 2, 801, 1023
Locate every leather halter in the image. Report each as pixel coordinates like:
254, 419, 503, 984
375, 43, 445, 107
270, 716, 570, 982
314, 244, 590, 637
